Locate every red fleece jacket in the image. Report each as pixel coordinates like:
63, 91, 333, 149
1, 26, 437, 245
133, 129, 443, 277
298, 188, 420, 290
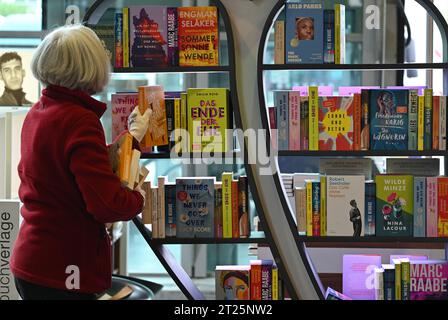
10, 85, 144, 294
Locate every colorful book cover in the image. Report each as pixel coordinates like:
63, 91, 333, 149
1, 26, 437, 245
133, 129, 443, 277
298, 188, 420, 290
165, 98, 175, 150
111, 93, 138, 142
114, 13, 123, 68
238, 176, 250, 238
138, 85, 167, 150
375, 175, 413, 237
308, 86, 319, 151
129, 6, 168, 67
437, 177, 448, 237
410, 260, 448, 300
353, 93, 361, 150
306, 180, 313, 236
250, 260, 262, 300
215, 265, 250, 300
167, 7, 179, 67
424, 89, 433, 150
360, 89, 370, 150
275, 90, 289, 150
326, 175, 365, 236
408, 89, 418, 150
261, 260, 273, 300
325, 287, 353, 300
369, 89, 409, 150
418, 96, 425, 151
311, 180, 320, 236
342, 254, 382, 300
320, 175, 326, 236
285, 1, 324, 64
382, 264, 395, 300
289, 91, 301, 150
300, 96, 309, 150
364, 181, 376, 236
165, 183, 176, 238
176, 177, 215, 238
178, 6, 219, 67
318, 96, 354, 150
187, 88, 230, 153
414, 177, 426, 238
323, 9, 335, 64
426, 177, 438, 237
214, 182, 223, 238
231, 180, 239, 239
222, 172, 233, 238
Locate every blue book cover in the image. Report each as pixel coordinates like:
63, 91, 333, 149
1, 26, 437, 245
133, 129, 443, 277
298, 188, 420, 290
275, 91, 289, 150
176, 177, 215, 238
165, 183, 176, 237
323, 9, 335, 64
285, 1, 324, 64
364, 181, 376, 236
369, 89, 409, 150
413, 177, 426, 237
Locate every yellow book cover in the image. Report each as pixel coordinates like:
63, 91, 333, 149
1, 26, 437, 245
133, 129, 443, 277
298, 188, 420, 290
178, 6, 219, 67
418, 96, 424, 151
138, 85, 168, 151
335, 4, 345, 64
320, 176, 326, 236
122, 7, 129, 68
392, 258, 402, 300
272, 267, 278, 300
187, 88, 230, 152
308, 86, 319, 151
306, 180, 313, 236
222, 172, 233, 238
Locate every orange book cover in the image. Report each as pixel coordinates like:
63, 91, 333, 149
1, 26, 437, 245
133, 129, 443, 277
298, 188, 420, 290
178, 6, 219, 67
433, 96, 440, 151
138, 85, 168, 151
353, 93, 362, 150
250, 261, 262, 300
231, 180, 239, 238
118, 132, 133, 185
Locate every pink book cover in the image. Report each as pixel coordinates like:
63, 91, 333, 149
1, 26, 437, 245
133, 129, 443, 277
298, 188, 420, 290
292, 86, 333, 96
318, 96, 354, 151
111, 93, 138, 141
410, 260, 448, 300
338, 86, 380, 96
289, 91, 300, 150
342, 254, 382, 300
427, 177, 438, 237
268, 106, 277, 150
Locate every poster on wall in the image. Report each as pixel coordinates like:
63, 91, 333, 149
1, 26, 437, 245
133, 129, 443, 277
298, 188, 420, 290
0, 49, 39, 107
0, 200, 20, 300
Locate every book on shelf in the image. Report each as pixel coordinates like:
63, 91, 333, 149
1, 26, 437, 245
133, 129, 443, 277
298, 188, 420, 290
364, 180, 376, 236
167, 7, 179, 67
342, 254, 382, 300
215, 265, 250, 300
411, 260, 448, 300
111, 93, 138, 142
114, 13, 123, 68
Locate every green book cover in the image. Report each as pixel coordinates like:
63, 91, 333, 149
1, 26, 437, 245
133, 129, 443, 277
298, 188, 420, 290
401, 258, 410, 300
375, 175, 413, 237
187, 88, 231, 153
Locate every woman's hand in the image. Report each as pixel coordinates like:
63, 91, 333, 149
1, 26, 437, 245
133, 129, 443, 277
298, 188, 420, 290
128, 106, 152, 142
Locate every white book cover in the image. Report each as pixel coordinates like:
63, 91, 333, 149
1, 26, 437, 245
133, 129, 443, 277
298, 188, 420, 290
327, 175, 365, 236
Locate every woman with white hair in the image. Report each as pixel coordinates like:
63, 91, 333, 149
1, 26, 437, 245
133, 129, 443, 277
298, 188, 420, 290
10, 24, 150, 300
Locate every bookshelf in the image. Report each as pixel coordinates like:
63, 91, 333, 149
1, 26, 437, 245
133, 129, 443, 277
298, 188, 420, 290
84, 0, 294, 301
256, 0, 448, 300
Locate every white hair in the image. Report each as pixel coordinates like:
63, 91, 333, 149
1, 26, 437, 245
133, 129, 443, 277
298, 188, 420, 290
31, 24, 110, 94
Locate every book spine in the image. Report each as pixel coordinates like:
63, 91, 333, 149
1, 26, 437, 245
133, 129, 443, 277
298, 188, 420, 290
413, 177, 426, 237
272, 266, 278, 300
306, 181, 313, 236
114, 12, 123, 68
440, 96, 447, 151
323, 10, 335, 64
374, 269, 384, 300
250, 262, 262, 300
433, 96, 440, 151
418, 95, 425, 151
165, 99, 175, 150
214, 184, 223, 238
295, 187, 307, 235
238, 176, 250, 238
268, 106, 277, 150
335, 5, 345, 64
360, 90, 370, 150
353, 93, 362, 150
424, 89, 433, 150
261, 262, 272, 300
276, 91, 289, 150
364, 181, 376, 236
320, 176, 326, 236
174, 98, 182, 153
437, 177, 448, 237
231, 180, 239, 238
274, 20, 285, 64
308, 87, 319, 151
426, 177, 438, 237
165, 184, 176, 238
222, 173, 233, 238
181, 93, 187, 152
142, 181, 152, 224
408, 89, 418, 150
118, 133, 133, 185
289, 91, 300, 150
300, 97, 309, 150
151, 187, 158, 238
311, 181, 321, 236
401, 261, 410, 300
167, 7, 179, 67
158, 177, 166, 239
122, 8, 129, 68
395, 263, 402, 300
383, 268, 395, 300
